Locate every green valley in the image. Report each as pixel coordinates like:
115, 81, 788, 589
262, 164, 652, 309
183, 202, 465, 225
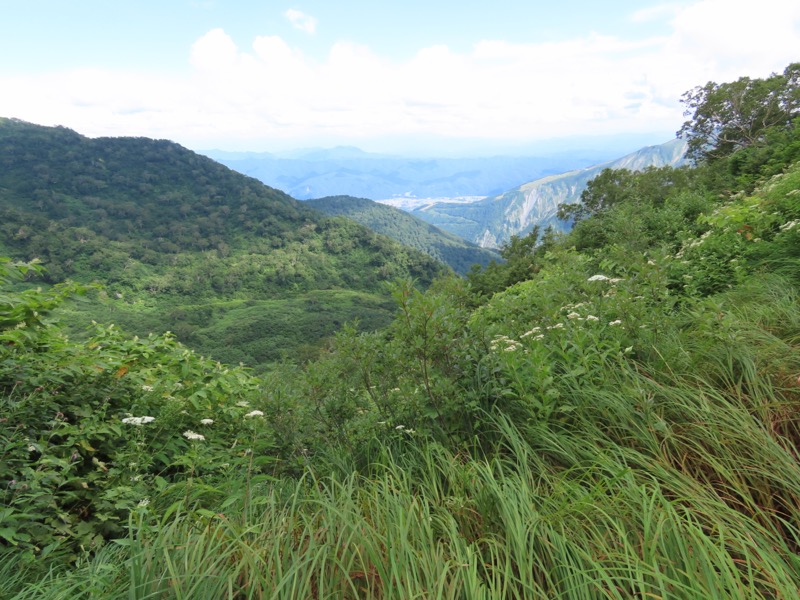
0, 118, 446, 368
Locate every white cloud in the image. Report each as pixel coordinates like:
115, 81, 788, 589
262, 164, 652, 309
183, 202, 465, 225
285, 9, 317, 34
190, 28, 239, 71
1, 0, 798, 152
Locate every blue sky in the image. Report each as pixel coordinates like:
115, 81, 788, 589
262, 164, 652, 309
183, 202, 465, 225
1, 0, 799, 155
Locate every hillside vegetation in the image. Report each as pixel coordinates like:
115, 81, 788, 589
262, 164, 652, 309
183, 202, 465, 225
0, 118, 446, 366
2, 64, 800, 598
305, 195, 500, 274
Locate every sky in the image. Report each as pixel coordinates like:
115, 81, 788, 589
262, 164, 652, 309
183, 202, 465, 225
1, 0, 799, 156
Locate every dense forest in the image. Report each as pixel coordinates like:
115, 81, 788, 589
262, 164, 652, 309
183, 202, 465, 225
1, 63, 800, 598
0, 118, 446, 366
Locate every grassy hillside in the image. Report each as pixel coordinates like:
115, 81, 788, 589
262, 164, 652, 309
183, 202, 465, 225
2, 66, 800, 598
0, 118, 446, 367
305, 195, 500, 274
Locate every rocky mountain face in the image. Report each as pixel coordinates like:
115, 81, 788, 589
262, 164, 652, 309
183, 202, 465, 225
409, 138, 689, 248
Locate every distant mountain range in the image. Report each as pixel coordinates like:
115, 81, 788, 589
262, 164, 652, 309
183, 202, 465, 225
203, 147, 617, 201
406, 138, 689, 248
305, 195, 500, 275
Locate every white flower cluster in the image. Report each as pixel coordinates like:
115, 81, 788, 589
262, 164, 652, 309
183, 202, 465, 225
686, 229, 713, 250
244, 410, 264, 418
183, 430, 205, 441
122, 416, 155, 426
520, 326, 544, 341
779, 220, 798, 232
490, 335, 522, 352
141, 385, 154, 392
200, 418, 214, 425
587, 274, 624, 284
559, 303, 601, 323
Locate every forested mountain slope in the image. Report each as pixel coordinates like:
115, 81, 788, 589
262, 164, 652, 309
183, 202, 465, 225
305, 195, 500, 274
0, 118, 446, 366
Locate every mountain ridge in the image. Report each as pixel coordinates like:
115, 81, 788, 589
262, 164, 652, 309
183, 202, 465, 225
409, 138, 689, 248
203, 149, 612, 201
305, 195, 501, 275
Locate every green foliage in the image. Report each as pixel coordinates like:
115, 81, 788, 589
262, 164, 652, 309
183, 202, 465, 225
5, 66, 800, 599
678, 62, 800, 163
466, 226, 560, 299
1, 261, 282, 559
0, 119, 447, 369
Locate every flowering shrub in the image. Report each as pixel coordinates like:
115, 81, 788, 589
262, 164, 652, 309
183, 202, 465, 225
0, 260, 275, 557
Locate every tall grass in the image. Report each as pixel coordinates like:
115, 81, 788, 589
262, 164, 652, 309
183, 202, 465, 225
7, 276, 800, 598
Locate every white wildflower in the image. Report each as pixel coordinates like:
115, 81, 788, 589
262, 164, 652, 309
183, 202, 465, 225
141, 385, 154, 392
122, 416, 155, 426
588, 275, 609, 281
137, 498, 150, 508
609, 278, 625, 284
491, 335, 521, 352
405, 429, 415, 434
200, 418, 214, 425
244, 410, 264, 418
27, 444, 37, 453
395, 425, 405, 430
236, 401, 250, 408
585, 315, 600, 322
779, 220, 798, 232
183, 430, 205, 441
532, 334, 545, 341
566, 312, 581, 319
609, 320, 623, 327
520, 327, 541, 338
547, 323, 564, 330
647, 260, 656, 266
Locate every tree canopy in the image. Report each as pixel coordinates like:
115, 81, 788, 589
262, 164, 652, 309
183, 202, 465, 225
678, 62, 800, 163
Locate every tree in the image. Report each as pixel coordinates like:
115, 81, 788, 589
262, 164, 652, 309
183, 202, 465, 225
678, 63, 800, 163
557, 168, 637, 224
